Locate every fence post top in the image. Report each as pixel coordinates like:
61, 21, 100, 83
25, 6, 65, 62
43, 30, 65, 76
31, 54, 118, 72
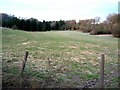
101, 53, 105, 55
25, 51, 29, 52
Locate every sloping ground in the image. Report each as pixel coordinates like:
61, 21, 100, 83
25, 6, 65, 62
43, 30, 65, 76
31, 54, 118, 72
2, 29, 119, 88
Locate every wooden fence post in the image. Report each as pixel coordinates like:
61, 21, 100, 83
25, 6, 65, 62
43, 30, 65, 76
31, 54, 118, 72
20, 51, 29, 76
100, 54, 105, 88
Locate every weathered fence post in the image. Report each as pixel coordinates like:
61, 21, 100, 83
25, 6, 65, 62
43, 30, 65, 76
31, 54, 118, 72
100, 54, 105, 88
20, 51, 29, 76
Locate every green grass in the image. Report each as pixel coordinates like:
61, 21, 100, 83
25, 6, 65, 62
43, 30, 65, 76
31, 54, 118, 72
2, 28, 118, 88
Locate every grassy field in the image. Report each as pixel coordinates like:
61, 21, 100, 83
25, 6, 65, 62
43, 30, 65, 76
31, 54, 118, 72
2, 28, 119, 88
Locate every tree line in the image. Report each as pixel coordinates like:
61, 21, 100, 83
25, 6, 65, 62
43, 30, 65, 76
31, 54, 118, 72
78, 14, 120, 38
1, 13, 66, 31
1, 13, 120, 37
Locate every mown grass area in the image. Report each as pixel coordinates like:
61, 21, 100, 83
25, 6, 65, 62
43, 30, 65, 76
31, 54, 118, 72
2, 28, 118, 88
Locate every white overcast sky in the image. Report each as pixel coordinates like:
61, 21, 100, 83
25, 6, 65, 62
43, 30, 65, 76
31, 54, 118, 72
0, 0, 119, 22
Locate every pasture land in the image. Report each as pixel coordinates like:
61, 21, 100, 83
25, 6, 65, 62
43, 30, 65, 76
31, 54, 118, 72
2, 29, 119, 88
